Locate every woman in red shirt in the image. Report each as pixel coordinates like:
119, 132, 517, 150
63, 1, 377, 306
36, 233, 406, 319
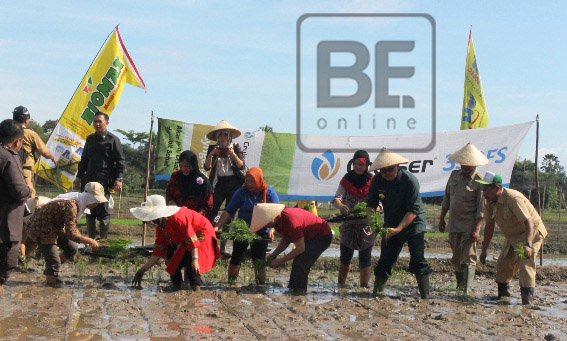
131, 195, 220, 290
166, 150, 213, 215
251, 204, 332, 294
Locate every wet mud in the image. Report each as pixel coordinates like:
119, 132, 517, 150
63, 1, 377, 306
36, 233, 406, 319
1, 255, 566, 340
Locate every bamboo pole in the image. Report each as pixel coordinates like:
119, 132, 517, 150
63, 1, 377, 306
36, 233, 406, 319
142, 112, 155, 246
534, 115, 543, 266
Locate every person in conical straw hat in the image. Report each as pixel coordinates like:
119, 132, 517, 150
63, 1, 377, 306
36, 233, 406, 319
204, 120, 246, 256
438, 142, 488, 297
366, 147, 431, 299
131, 195, 220, 291
252, 203, 333, 294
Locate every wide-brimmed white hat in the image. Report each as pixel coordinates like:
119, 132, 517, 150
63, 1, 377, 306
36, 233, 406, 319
250, 203, 285, 233
368, 147, 409, 172
448, 143, 489, 166
84, 182, 108, 203
206, 120, 241, 141
130, 195, 180, 222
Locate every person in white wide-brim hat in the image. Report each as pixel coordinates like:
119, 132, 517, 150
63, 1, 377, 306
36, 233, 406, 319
252, 203, 333, 294
23, 182, 107, 286
130, 195, 219, 291
203, 120, 246, 256
366, 147, 431, 299
438, 142, 488, 297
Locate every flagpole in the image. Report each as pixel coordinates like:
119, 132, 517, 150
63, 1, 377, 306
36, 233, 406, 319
534, 114, 543, 265
142, 111, 155, 246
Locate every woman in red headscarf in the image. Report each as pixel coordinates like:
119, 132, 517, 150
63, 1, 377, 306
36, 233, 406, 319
215, 167, 279, 284
333, 150, 376, 288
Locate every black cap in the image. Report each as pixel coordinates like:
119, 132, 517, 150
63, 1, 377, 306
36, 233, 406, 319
12, 105, 29, 118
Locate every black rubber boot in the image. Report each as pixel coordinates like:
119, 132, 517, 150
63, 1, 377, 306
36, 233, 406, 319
372, 277, 388, 297
455, 272, 464, 290
416, 274, 430, 299
86, 218, 97, 239
520, 287, 534, 305
99, 219, 110, 239
497, 282, 511, 299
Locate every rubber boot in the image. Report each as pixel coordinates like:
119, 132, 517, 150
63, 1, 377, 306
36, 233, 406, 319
359, 266, 371, 288
497, 282, 511, 299
372, 277, 388, 297
416, 274, 430, 299
86, 218, 97, 239
463, 265, 475, 296
455, 272, 464, 290
338, 263, 351, 288
227, 264, 240, 285
99, 219, 110, 239
46, 275, 63, 287
520, 287, 534, 305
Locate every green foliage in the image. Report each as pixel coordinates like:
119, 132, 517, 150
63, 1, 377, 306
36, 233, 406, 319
97, 239, 133, 257
302, 203, 314, 212
351, 202, 367, 217
220, 219, 255, 243
369, 212, 389, 238
515, 243, 527, 259
41, 120, 58, 137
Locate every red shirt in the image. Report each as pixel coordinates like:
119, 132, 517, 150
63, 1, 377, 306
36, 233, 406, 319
275, 208, 331, 242
165, 170, 213, 213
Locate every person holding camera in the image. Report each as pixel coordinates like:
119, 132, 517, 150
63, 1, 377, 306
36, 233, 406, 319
204, 120, 245, 255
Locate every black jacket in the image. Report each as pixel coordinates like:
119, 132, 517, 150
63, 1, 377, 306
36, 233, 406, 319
204, 143, 245, 185
0, 144, 30, 242
76, 131, 125, 190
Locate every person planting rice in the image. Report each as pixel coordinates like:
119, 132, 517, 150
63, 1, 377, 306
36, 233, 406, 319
478, 171, 548, 305
215, 167, 279, 284
332, 150, 376, 288
438, 143, 488, 296
367, 148, 431, 299
22, 182, 105, 286
253, 204, 332, 295
131, 195, 220, 290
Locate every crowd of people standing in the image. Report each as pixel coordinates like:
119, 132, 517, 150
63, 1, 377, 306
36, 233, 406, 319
0, 111, 547, 305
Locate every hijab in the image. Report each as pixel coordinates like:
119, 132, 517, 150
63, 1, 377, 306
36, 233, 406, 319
340, 150, 373, 199
50, 192, 99, 219
246, 167, 269, 203
177, 150, 212, 200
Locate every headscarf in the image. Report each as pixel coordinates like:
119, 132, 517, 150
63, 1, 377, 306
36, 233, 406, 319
340, 150, 373, 199
215, 130, 232, 148
246, 167, 269, 203
177, 150, 212, 200
50, 192, 100, 219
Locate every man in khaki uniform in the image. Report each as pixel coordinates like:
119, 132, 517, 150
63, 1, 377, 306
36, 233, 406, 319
439, 143, 487, 295
478, 171, 547, 305
12, 106, 57, 197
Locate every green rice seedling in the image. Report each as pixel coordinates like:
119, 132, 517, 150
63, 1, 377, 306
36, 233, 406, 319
369, 212, 389, 238
76, 257, 87, 281
515, 243, 527, 259
21, 256, 31, 274
156, 267, 163, 286
123, 261, 130, 281
220, 219, 255, 243
98, 239, 133, 257
351, 202, 367, 217
253, 259, 268, 284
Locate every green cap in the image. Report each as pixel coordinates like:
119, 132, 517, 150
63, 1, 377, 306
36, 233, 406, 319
476, 171, 503, 186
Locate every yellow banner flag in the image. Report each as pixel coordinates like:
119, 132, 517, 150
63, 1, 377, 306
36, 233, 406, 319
36, 26, 146, 191
461, 31, 489, 130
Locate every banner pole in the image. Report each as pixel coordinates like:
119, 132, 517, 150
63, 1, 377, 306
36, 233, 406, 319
534, 115, 543, 266
142, 111, 155, 246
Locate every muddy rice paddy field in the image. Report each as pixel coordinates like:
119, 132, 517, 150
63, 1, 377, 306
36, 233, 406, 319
1, 239, 567, 340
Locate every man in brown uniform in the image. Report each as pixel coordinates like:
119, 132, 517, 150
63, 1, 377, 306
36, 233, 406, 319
478, 171, 547, 305
12, 106, 57, 197
0, 119, 31, 295
439, 143, 487, 295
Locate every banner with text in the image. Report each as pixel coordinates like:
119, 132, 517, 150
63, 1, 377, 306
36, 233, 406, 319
156, 118, 532, 200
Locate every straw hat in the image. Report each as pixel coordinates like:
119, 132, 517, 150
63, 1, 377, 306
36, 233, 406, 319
84, 182, 108, 203
448, 143, 489, 166
368, 148, 409, 172
250, 203, 285, 233
130, 195, 180, 222
206, 120, 241, 141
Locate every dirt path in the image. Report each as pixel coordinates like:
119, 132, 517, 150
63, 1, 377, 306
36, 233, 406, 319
1, 260, 566, 340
